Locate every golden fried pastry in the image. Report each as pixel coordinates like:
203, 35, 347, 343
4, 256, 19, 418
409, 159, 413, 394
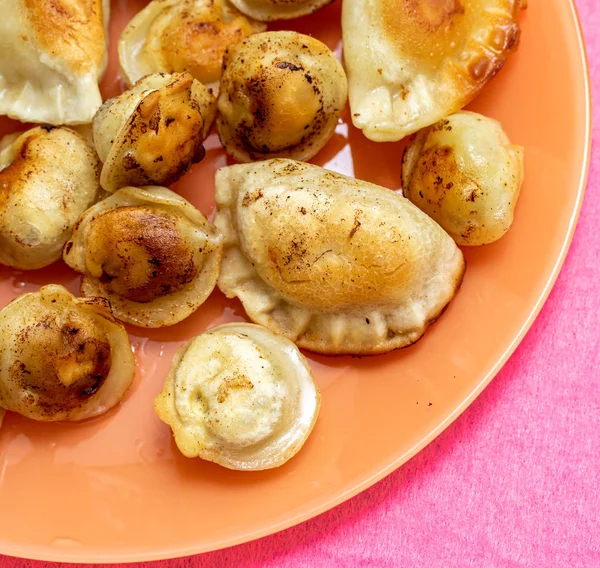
403, 111, 524, 246
0, 285, 135, 422
155, 323, 320, 470
119, 0, 266, 90
63, 186, 223, 328
214, 159, 465, 355
229, 0, 332, 21
343, 0, 526, 141
217, 31, 347, 163
0, 0, 109, 125
93, 72, 217, 193
0, 126, 102, 270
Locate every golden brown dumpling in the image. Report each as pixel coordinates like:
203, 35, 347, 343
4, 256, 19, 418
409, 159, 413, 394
0, 0, 109, 124
93, 72, 217, 193
0, 285, 135, 422
0, 126, 102, 270
343, 0, 526, 141
214, 159, 465, 355
63, 186, 223, 328
217, 32, 347, 163
119, 0, 266, 89
229, 0, 332, 21
402, 111, 525, 246
155, 323, 320, 470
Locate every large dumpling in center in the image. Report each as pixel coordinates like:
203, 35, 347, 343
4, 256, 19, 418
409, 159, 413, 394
214, 159, 465, 355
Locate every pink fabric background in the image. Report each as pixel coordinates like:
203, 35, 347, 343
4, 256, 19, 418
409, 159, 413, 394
2, 1, 598, 566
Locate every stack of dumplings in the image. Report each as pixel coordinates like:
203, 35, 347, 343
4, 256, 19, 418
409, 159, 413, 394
0, 0, 525, 470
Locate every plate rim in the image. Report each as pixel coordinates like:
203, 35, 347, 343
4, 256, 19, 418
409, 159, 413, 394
0, 0, 591, 562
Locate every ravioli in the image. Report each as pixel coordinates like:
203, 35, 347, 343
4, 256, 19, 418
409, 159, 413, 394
155, 323, 320, 470
342, 0, 526, 141
214, 159, 466, 354
217, 32, 347, 163
93, 72, 217, 193
63, 186, 223, 328
119, 0, 266, 90
0, 126, 102, 270
0, 285, 135, 422
0, 0, 109, 125
402, 111, 525, 245
229, 0, 332, 21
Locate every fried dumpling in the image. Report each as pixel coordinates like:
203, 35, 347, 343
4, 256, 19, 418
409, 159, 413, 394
217, 32, 347, 163
229, 0, 332, 21
0, 126, 102, 270
155, 323, 320, 470
0, 0, 109, 125
93, 72, 217, 193
119, 0, 266, 90
63, 186, 223, 328
342, 0, 526, 141
402, 111, 524, 246
214, 159, 465, 355
0, 285, 135, 422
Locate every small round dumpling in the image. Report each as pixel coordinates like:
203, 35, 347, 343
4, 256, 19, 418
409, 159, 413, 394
215, 159, 465, 355
154, 323, 320, 470
0, 126, 102, 270
93, 72, 217, 193
402, 111, 524, 246
217, 31, 347, 163
0, 285, 135, 422
229, 0, 332, 21
119, 0, 266, 89
63, 186, 223, 328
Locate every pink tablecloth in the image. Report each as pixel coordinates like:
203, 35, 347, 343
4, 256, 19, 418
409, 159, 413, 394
2, 1, 599, 566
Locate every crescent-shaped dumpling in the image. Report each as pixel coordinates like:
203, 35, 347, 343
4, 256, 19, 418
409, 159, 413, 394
214, 159, 465, 355
119, 0, 266, 90
229, 0, 332, 21
402, 111, 525, 246
0, 285, 135, 422
154, 323, 320, 470
63, 186, 223, 328
0, 126, 102, 270
342, 0, 526, 141
93, 72, 217, 193
0, 0, 109, 125
217, 32, 347, 163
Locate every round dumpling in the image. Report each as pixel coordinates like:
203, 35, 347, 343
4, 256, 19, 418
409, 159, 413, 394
154, 323, 320, 470
214, 159, 465, 355
229, 0, 332, 21
217, 31, 347, 163
93, 72, 216, 193
0, 285, 135, 422
402, 111, 524, 246
63, 186, 223, 328
0, 126, 101, 270
119, 0, 266, 89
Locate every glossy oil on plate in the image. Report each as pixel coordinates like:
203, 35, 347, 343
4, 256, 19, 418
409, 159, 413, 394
0, 0, 590, 562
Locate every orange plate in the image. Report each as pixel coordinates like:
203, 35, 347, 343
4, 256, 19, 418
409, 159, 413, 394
0, 0, 591, 562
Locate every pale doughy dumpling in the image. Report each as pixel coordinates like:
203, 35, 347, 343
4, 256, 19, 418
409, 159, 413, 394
155, 323, 320, 470
0, 285, 135, 422
93, 72, 217, 193
63, 186, 223, 328
402, 111, 524, 246
229, 0, 332, 21
343, 0, 526, 141
217, 31, 347, 163
214, 159, 465, 355
0, 0, 110, 125
119, 0, 266, 90
0, 126, 102, 270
